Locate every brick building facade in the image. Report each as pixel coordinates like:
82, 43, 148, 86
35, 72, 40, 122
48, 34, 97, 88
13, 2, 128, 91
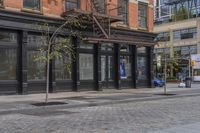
0, 0, 156, 94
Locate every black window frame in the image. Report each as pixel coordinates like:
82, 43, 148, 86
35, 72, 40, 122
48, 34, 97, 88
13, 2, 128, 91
0, 30, 19, 81
23, 0, 41, 11
119, 44, 132, 80
118, 0, 129, 25
54, 36, 73, 81
27, 34, 47, 81
173, 27, 197, 41
65, 0, 80, 11
137, 46, 148, 80
0, 0, 4, 7
138, 2, 148, 29
78, 42, 95, 81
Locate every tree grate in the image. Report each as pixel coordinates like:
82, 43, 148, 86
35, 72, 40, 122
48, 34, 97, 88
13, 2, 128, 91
31, 102, 67, 106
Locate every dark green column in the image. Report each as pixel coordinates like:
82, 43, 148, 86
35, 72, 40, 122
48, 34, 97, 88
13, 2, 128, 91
72, 37, 80, 91
94, 44, 102, 91
19, 30, 28, 94
114, 44, 121, 89
50, 59, 56, 93
131, 45, 137, 88
148, 46, 155, 88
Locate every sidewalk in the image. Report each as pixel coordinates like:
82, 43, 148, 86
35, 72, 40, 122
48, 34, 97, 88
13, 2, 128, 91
0, 83, 199, 112
149, 122, 200, 133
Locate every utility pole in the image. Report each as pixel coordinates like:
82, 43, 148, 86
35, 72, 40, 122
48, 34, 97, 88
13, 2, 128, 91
189, 52, 191, 78
164, 50, 167, 95
164, 36, 168, 95
169, 28, 174, 77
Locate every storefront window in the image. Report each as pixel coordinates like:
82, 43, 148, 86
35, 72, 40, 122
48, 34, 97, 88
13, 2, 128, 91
27, 35, 46, 80
0, 31, 17, 80
28, 35, 47, 47
79, 54, 93, 80
120, 56, 131, 79
23, 0, 40, 11
80, 43, 93, 49
137, 56, 147, 80
101, 55, 114, 81
137, 47, 146, 54
0, 31, 17, 43
27, 51, 46, 80
120, 44, 129, 52
55, 56, 71, 80
0, 49, 17, 80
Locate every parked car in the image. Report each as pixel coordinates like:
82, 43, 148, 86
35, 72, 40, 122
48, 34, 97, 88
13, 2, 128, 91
153, 78, 165, 87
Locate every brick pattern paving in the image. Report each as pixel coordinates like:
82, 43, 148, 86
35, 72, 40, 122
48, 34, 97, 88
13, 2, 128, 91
0, 96, 200, 133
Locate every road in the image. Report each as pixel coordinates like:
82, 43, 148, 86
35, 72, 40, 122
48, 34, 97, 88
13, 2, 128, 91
0, 94, 200, 133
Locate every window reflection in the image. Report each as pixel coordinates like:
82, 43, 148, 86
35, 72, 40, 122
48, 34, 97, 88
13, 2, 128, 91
79, 43, 93, 49
137, 56, 147, 80
55, 56, 71, 80
23, 0, 40, 11
27, 51, 46, 80
138, 2, 147, 28
0, 31, 17, 43
101, 43, 114, 51
0, 31, 17, 80
79, 54, 93, 80
120, 56, 131, 79
0, 49, 17, 80
65, 0, 79, 11
27, 35, 46, 81
120, 44, 129, 52
137, 47, 146, 54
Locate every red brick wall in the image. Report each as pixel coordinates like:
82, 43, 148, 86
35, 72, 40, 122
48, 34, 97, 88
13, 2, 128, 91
4, 0, 22, 9
3, 0, 154, 31
42, 0, 64, 16
129, 2, 138, 29
128, 0, 154, 32
107, 0, 117, 16
80, 0, 91, 11
148, 5, 154, 32
4, 0, 63, 17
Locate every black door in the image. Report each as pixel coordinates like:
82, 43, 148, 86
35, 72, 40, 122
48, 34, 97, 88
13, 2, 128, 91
135, 47, 150, 88
101, 55, 115, 89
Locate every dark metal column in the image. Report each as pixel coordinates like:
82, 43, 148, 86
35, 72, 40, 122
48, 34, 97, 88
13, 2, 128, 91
94, 44, 102, 91
72, 37, 80, 91
131, 45, 137, 88
148, 46, 155, 88
114, 44, 121, 89
19, 31, 28, 94
50, 59, 56, 93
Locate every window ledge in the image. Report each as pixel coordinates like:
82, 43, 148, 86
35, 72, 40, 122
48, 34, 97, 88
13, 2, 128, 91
21, 8, 42, 15
0, 5, 4, 8
138, 27, 148, 31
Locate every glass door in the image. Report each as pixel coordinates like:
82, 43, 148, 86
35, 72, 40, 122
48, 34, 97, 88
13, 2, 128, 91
101, 55, 114, 88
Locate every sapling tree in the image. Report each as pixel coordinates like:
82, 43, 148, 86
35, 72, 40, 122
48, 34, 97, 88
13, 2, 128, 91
34, 16, 83, 103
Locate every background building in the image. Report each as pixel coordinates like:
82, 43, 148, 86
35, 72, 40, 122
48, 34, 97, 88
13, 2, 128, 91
154, 0, 200, 80
0, 0, 156, 94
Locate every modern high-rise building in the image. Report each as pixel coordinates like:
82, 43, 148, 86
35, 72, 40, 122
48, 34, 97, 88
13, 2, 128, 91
154, 0, 200, 24
0, 0, 156, 94
154, 0, 200, 80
